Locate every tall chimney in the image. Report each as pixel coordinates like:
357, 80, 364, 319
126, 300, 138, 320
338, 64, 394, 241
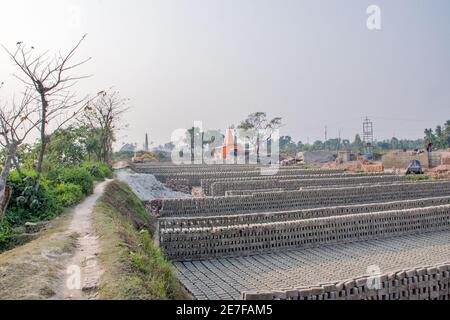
144, 133, 149, 152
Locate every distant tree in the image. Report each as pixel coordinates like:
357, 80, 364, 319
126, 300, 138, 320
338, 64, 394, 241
342, 139, 351, 150
44, 126, 90, 167
312, 140, 324, 151
84, 127, 103, 160
376, 140, 391, 150
164, 142, 175, 152
434, 123, 450, 149
279, 136, 297, 157
353, 134, 364, 152
324, 138, 340, 151
424, 128, 435, 145
435, 125, 445, 149
391, 137, 399, 150
238, 112, 282, 163
82, 90, 130, 164
445, 120, 450, 147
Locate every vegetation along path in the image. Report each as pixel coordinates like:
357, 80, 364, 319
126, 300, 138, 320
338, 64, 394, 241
0, 180, 111, 300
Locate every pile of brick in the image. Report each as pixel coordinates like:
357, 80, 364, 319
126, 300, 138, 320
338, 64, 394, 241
361, 162, 384, 173
442, 156, 450, 165
164, 179, 191, 194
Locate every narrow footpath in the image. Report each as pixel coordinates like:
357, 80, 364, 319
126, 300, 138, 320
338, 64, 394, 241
0, 180, 110, 300
55, 180, 111, 300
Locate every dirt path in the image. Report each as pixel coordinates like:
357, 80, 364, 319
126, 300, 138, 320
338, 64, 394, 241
54, 180, 110, 300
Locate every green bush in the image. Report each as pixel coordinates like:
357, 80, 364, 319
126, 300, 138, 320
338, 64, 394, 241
53, 183, 84, 207
0, 224, 12, 252
48, 166, 94, 195
2, 162, 111, 251
81, 162, 113, 181
6, 170, 63, 227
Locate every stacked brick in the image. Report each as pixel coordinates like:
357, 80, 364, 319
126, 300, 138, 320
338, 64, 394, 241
210, 175, 406, 197
242, 264, 450, 300
201, 172, 396, 196
133, 163, 344, 185
164, 179, 191, 194
160, 205, 450, 260
159, 181, 450, 217
175, 231, 450, 300
134, 163, 450, 300
159, 196, 450, 230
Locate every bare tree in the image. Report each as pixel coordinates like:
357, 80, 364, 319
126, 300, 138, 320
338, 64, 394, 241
1, 35, 91, 182
82, 90, 130, 164
0, 89, 40, 175
0, 88, 40, 219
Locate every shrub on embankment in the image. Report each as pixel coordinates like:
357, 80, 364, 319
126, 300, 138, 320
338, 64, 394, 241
80, 161, 113, 181
92, 180, 189, 300
0, 162, 112, 252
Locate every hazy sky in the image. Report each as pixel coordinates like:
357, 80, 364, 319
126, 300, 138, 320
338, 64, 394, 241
1, 0, 449, 148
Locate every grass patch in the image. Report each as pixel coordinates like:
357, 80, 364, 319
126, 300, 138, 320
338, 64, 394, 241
0, 212, 77, 300
406, 174, 431, 182
93, 180, 189, 300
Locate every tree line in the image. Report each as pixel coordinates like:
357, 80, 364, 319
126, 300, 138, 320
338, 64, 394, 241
0, 36, 129, 250
424, 120, 450, 150
279, 121, 450, 157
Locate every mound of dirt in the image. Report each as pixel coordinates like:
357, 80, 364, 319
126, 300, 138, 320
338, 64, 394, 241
115, 169, 191, 201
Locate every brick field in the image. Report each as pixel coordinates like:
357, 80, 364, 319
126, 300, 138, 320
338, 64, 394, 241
135, 164, 450, 300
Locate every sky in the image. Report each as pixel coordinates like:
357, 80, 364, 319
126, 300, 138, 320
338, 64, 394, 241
0, 0, 449, 149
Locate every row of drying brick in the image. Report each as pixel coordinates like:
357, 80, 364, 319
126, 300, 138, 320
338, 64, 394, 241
224, 182, 407, 196
210, 175, 406, 197
160, 204, 450, 260
159, 196, 450, 230
151, 169, 344, 185
132, 163, 268, 175
200, 172, 395, 196
159, 181, 450, 217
